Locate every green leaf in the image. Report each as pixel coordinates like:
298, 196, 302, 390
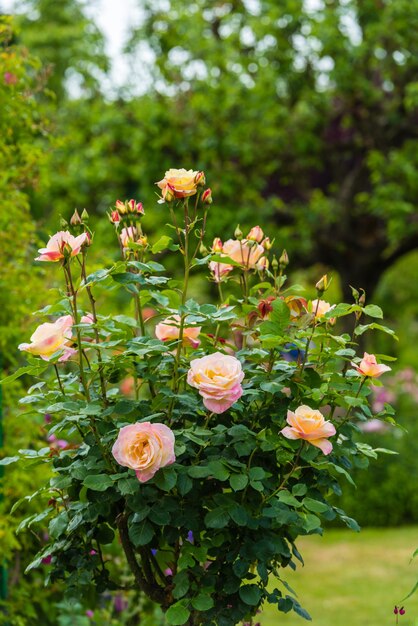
303, 498, 328, 513
362, 304, 383, 319
165, 603, 190, 625
277, 491, 302, 507
259, 298, 290, 336
207, 460, 230, 481
152, 235, 178, 254
172, 571, 190, 599
1, 364, 48, 385
239, 584, 262, 606
355, 323, 397, 339
192, 594, 214, 611
0, 455, 20, 466
129, 519, 154, 546
83, 475, 114, 492
154, 467, 177, 491
230, 473, 248, 491
204, 507, 230, 529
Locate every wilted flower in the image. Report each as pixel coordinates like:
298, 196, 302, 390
187, 352, 244, 414
258, 296, 275, 318
285, 296, 308, 318
36, 231, 89, 262
352, 353, 392, 378
112, 422, 176, 483
281, 405, 336, 455
209, 260, 233, 283
155, 315, 201, 348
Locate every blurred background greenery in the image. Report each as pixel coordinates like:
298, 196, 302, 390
1, 0, 418, 624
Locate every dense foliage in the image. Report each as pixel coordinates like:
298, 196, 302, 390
1, 172, 397, 625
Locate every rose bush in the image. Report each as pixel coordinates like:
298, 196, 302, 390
1, 171, 396, 626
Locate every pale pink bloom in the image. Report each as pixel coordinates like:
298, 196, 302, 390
18, 315, 76, 362
310, 299, 335, 319
247, 226, 264, 243
155, 315, 201, 348
352, 352, 392, 378
187, 352, 244, 414
281, 405, 336, 455
222, 239, 265, 269
358, 419, 389, 434
256, 256, 269, 271
48, 434, 69, 449
120, 376, 135, 397
80, 313, 95, 324
112, 422, 175, 483
156, 168, 199, 200
120, 226, 138, 247
36, 231, 88, 262
209, 260, 234, 283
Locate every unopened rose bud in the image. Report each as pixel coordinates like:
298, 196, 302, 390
200, 242, 209, 255
115, 199, 128, 215
60, 218, 69, 229
110, 210, 121, 224
358, 291, 366, 308
257, 256, 269, 271
247, 225, 264, 242
128, 199, 144, 214
315, 274, 329, 295
81, 209, 89, 222
195, 171, 206, 186
394, 607, 399, 615
137, 235, 148, 247
70, 209, 82, 226
202, 188, 212, 204
262, 237, 272, 250
279, 249, 289, 269
234, 224, 243, 240
212, 237, 223, 253
399, 607, 405, 616
271, 256, 279, 271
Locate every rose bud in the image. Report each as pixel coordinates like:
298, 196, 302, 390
399, 607, 405, 615
195, 171, 206, 186
202, 187, 212, 204
279, 249, 289, 269
70, 209, 82, 226
262, 237, 273, 250
110, 210, 121, 224
80, 208, 89, 222
315, 274, 329, 295
394, 606, 399, 615
212, 237, 223, 253
234, 224, 243, 240
127, 199, 144, 214
247, 226, 264, 242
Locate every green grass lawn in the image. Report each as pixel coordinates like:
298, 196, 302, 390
260, 527, 418, 626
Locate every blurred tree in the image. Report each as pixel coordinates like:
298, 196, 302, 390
122, 0, 418, 300
15, 0, 108, 101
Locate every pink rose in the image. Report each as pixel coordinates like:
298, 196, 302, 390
18, 315, 76, 361
310, 299, 335, 319
281, 405, 336, 455
222, 239, 265, 269
112, 422, 175, 483
352, 352, 391, 378
36, 231, 88, 262
120, 226, 138, 247
209, 260, 234, 283
155, 315, 201, 348
187, 352, 244, 414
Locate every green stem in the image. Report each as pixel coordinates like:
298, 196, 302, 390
300, 298, 321, 373
64, 263, 90, 402
337, 377, 367, 430
54, 364, 65, 396
263, 443, 304, 505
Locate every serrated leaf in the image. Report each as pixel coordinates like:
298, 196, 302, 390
230, 473, 248, 491
129, 519, 154, 546
259, 299, 290, 336
83, 475, 113, 491
165, 603, 190, 625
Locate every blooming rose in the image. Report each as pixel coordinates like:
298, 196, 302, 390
18, 315, 76, 361
120, 226, 138, 247
155, 315, 201, 348
36, 231, 89, 262
112, 422, 175, 483
187, 352, 244, 414
209, 260, 234, 283
281, 405, 336, 455
310, 299, 335, 319
222, 239, 265, 269
352, 352, 392, 378
156, 168, 200, 200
